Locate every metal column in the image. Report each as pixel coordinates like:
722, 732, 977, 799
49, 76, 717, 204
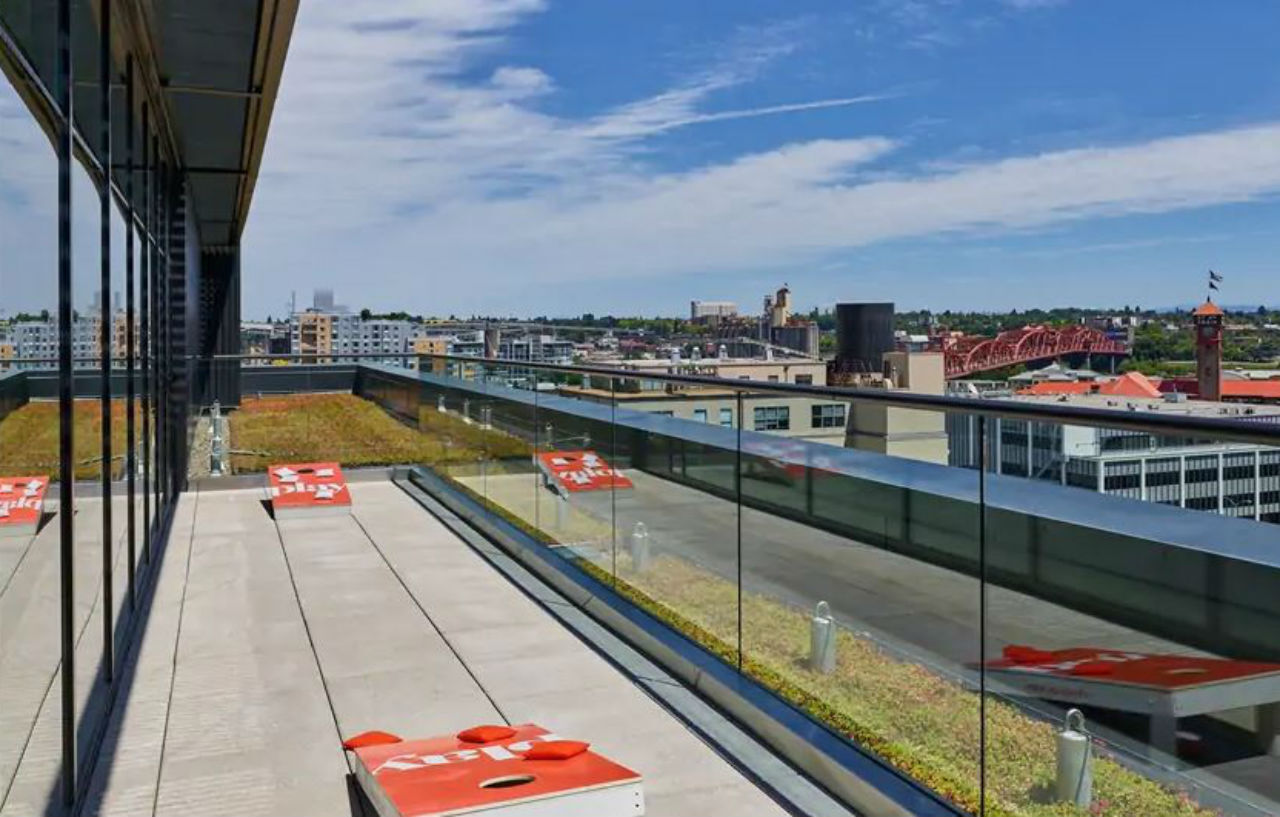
55, 0, 77, 803
140, 110, 151, 564
98, 0, 114, 683
124, 56, 137, 608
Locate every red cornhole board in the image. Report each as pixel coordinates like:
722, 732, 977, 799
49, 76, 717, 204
535, 451, 633, 494
268, 462, 351, 519
0, 476, 49, 538
984, 645, 1280, 757
347, 723, 644, 817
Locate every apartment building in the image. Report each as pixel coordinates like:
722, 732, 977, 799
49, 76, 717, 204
450, 332, 575, 364
292, 311, 334, 359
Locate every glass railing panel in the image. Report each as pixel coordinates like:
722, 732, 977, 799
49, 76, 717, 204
544, 367, 619, 575
411, 358, 747, 663
415, 357, 564, 546
412, 356, 484, 484
980, 416, 1280, 817
740, 390, 985, 813
600, 383, 743, 663
475, 361, 539, 535
525, 365, 615, 567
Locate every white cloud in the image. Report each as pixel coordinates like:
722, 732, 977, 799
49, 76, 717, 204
586, 94, 895, 139
489, 66, 553, 96
0, 90, 59, 315
242, 0, 1280, 314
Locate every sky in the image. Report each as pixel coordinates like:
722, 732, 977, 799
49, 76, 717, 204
5, 2, 1280, 319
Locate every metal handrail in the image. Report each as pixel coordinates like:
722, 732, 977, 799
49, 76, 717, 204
407, 353, 1280, 448
210, 352, 1280, 445
8, 351, 1279, 446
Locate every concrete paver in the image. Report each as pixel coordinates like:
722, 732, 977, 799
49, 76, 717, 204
64, 480, 789, 817
353, 482, 789, 817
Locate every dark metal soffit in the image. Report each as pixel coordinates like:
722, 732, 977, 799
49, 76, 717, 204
115, 0, 298, 250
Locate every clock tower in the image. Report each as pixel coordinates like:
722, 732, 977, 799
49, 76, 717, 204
1192, 299, 1224, 401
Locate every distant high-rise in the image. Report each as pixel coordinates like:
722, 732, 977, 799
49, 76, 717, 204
1193, 299, 1224, 401
313, 288, 335, 311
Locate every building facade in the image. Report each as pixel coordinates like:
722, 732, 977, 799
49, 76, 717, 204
450, 332, 575, 364
949, 395, 1280, 523
611, 356, 828, 385
560, 384, 853, 444
7, 311, 137, 369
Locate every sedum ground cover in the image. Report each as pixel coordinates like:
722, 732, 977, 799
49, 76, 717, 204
608, 554, 1214, 817
0, 399, 138, 481
228, 393, 531, 473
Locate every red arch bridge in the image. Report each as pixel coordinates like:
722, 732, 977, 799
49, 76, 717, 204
942, 325, 1129, 379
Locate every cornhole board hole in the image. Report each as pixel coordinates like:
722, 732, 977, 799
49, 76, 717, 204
535, 451, 633, 494
985, 645, 1280, 758
347, 723, 644, 817
0, 477, 49, 538
267, 462, 351, 519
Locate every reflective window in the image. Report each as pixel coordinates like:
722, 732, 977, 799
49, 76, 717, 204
753, 405, 789, 431
810, 403, 846, 429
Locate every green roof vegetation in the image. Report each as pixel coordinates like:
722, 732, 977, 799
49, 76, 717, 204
228, 392, 530, 473
0, 399, 137, 481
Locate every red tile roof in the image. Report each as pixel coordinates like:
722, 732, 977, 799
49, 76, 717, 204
1096, 371, 1162, 398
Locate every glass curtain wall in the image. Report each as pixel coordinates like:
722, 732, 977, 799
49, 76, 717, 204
0, 2, 184, 809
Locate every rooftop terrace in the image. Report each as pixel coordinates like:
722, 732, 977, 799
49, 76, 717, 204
3, 479, 850, 817
3, 359, 1280, 817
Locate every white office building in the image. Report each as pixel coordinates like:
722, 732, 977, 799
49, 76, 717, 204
949, 394, 1280, 523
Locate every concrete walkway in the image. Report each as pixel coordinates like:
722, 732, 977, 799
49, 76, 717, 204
76, 482, 792, 817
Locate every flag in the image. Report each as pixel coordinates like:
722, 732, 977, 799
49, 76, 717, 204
1209, 281, 1219, 291
1209, 270, 1224, 282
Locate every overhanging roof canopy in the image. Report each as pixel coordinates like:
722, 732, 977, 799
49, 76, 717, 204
148, 0, 297, 250
0, 0, 297, 252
